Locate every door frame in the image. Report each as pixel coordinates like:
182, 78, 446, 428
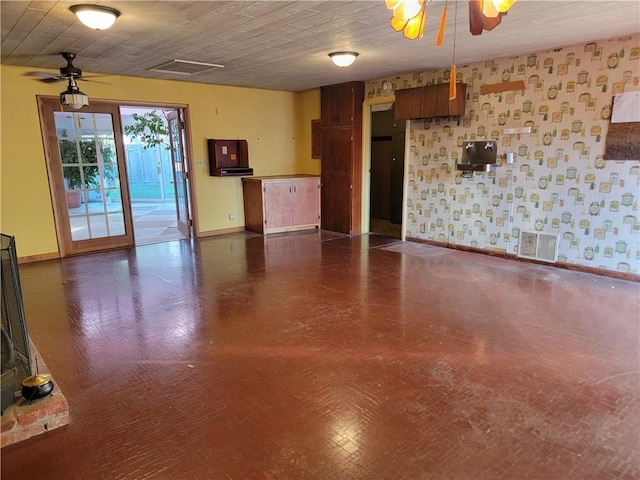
361, 95, 408, 240
37, 96, 198, 256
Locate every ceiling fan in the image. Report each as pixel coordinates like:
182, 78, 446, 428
26, 52, 101, 109
26, 52, 92, 83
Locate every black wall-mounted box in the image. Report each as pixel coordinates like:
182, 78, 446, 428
207, 139, 254, 177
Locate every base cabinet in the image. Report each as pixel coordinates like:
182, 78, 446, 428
242, 175, 321, 234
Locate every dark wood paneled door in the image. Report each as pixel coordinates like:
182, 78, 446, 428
321, 128, 353, 233
370, 139, 393, 221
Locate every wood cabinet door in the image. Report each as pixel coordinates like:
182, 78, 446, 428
263, 180, 293, 228
321, 83, 356, 128
321, 128, 353, 233
394, 87, 423, 120
421, 84, 450, 118
448, 83, 467, 116
293, 178, 320, 226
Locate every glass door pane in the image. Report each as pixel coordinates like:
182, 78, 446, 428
55, 112, 125, 241
167, 111, 191, 237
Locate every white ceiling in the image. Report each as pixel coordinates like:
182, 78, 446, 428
2, 1, 639, 92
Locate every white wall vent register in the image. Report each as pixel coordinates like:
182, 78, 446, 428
518, 231, 559, 263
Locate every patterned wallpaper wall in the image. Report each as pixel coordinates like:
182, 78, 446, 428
366, 34, 640, 275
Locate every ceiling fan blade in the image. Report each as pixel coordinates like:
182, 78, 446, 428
25, 71, 59, 79
77, 77, 110, 85
40, 77, 65, 83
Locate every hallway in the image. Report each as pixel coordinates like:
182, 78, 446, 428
2, 231, 638, 479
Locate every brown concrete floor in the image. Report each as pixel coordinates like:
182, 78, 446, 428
2, 231, 639, 480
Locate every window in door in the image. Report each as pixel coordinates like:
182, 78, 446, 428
56, 111, 125, 240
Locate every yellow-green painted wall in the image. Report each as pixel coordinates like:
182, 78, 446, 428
295, 88, 321, 175
0, 65, 321, 258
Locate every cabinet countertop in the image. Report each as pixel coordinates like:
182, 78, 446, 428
242, 174, 320, 182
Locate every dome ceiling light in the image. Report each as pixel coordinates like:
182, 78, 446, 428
329, 52, 359, 67
69, 4, 121, 30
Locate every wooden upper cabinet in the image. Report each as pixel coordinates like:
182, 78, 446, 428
321, 82, 364, 128
394, 87, 423, 120
448, 83, 467, 116
422, 84, 451, 118
395, 83, 467, 119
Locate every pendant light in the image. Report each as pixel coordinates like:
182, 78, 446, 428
60, 78, 89, 110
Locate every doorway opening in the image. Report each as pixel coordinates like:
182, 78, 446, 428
38, 96, 194, 257
369, 104, 405, 239
120, 106, 189, 246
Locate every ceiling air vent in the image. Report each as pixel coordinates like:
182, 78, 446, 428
148, 59, 224, 76
518, 231, 559, 263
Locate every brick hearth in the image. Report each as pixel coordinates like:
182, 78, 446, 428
1, 343, 69, 448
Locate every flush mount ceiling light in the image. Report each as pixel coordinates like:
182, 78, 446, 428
69, 4, 121, 30
329, 52, 359, 67
60, 77, 89, 110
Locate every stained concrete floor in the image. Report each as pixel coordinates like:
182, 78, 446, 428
1, 231, 638, 479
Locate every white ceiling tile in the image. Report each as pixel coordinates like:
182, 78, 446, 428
1, 0, 638, 92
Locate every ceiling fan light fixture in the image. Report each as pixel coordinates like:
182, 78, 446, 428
387, 0, 428, 41
70, 4, 120, 30
402, 5, 427, 40
391, 0, 424, 21
60, 78, 89, 109
480, 0, 516, 17
329, 51, 359, 67
492, 0, 517, 12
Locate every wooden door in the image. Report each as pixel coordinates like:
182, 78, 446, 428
167, 111, 191, 237
321, 128, 353, 233
39, 98, 134, 256
390, 133, 405, 225
264, 180, 293, 229
370, 139, 393, 221
292, 178, 320, 226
